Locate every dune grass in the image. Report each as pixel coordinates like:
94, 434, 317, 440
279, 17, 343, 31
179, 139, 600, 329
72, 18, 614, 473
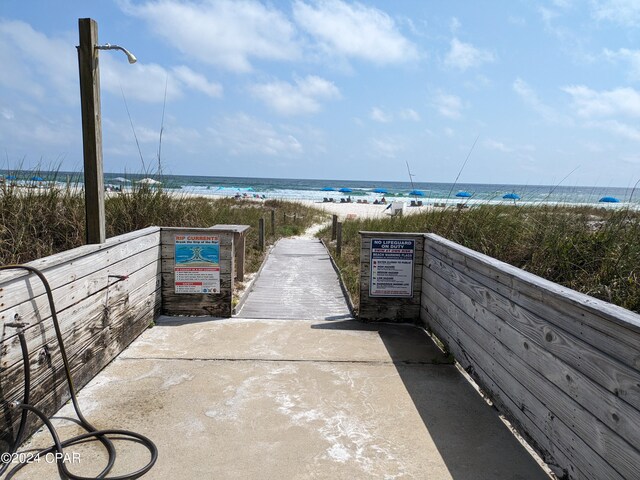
319, 204, 640, 314
0, 182, 326, 274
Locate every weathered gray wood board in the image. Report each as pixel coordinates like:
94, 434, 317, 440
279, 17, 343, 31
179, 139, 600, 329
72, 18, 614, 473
160, 228, 234, 317
236, 238, 352, 320
210, 224, 250, 281
0, 227, 161, 452
358, 232, 424, 322
421, 233, 640, 480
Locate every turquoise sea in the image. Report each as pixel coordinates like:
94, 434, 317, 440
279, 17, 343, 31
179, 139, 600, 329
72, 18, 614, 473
2, 170, 639, 207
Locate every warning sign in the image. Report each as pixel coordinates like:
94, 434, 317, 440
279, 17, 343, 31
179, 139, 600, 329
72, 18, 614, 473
174, 234, 220, 294
369, 239, 415, 297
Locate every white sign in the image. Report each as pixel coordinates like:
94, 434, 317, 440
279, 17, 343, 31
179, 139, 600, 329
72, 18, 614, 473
174, 234, 220, 294
369, 238, 415, 297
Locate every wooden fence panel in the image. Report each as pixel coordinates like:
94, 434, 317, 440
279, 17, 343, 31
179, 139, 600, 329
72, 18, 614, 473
0, 228, 162, 453
421, 233, 640, 480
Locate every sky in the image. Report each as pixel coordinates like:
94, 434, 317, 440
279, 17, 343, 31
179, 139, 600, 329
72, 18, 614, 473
1, 0, 640, 187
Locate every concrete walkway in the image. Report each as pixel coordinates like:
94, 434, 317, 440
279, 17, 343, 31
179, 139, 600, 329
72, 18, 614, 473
16, 238, 549, 479
237, 238, 352, 320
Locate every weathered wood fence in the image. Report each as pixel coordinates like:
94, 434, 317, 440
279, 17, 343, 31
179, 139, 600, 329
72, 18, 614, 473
359, 231, 640, 480
0, 227, 161, 452
1, 225, 242, 452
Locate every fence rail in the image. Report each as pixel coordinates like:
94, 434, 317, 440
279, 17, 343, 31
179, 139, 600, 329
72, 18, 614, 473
1, 224, 244, 453
358, 230, 640, 480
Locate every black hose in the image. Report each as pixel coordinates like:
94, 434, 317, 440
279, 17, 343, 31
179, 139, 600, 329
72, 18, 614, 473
0, 328, 30, 478
0, 265, 158, 479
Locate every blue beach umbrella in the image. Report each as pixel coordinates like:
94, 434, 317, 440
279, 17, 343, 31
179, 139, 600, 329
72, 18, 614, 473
321, 187, 335, 191
599, 196, 620, 203
503, 193, 521, 200
455, 191, 472, 198
409, 189, 425, 196
372, 187, 388, 194
339, 187, 353, 193
6, 175, 16, 180
31, 176, 44, 181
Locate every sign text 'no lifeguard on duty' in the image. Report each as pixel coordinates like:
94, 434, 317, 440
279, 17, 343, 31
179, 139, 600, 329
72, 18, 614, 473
369, 239, 415, 297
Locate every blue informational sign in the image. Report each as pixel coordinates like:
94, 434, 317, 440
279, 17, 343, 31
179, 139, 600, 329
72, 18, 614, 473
369, 239, 415, 297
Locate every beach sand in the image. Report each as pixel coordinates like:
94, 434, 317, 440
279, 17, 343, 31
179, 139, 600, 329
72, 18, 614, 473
4, 184, 442, 220
299, 199, 439, 220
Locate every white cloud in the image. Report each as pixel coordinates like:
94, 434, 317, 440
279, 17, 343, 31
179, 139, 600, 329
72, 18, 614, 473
603, 48, 640, 81
561, 85, 640, 141
483, 139, 535, 154
621, 153, 640, 164
101, 57, 183, 103
0, 20, 77, 104
513, 78, 568, 124
293, 0, 418, 65
370, 107, 420, 122
508, 16, 527, 27
250, 75, 339, 115
172, 66, 223, 98
0, 102, 75, 149
122, 0, 299, 72
1, 107, 14, 120
450, 17, 461, 33
370, 137, 403, 158
399, 108, 421, 121
586, 119, 640, 141
101, 57, 224, 103
483, 139, 513, 153
445, 38, 495, 71
209, 113, 303, 157
591, 0, 640, 26
552, 0, 574, 8
370, 107, 391, 123
433, 92, 463, 119
562, 85, 640, 117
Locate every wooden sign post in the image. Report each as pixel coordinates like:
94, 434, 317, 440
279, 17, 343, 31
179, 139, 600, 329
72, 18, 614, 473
77, 18, 106, 244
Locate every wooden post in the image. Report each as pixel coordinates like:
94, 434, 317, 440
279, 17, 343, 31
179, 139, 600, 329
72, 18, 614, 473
294, 212, 297, 222
336, 222, 343, 258
271, 209, 276, 237
77, 18, 106, 244
258, 218, 265, 251
331, 214, 338, 240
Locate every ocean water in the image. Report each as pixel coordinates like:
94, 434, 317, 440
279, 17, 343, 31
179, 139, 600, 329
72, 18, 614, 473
3, 170, 639, 207
110, 174, 640, 207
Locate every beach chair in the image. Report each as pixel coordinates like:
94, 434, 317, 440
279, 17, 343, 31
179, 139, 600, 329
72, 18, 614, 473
323, 197, 329, 202
410, 200, 417, 207
417, 200, 423, 206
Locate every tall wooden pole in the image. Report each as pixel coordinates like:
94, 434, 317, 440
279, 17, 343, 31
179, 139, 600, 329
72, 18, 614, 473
78, 18, 106, 244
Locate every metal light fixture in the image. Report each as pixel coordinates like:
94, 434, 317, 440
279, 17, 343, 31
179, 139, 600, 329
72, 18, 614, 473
95, 43, 137, 64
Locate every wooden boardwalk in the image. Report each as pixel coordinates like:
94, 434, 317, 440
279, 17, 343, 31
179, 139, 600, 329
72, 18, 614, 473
236, 238, 352, 320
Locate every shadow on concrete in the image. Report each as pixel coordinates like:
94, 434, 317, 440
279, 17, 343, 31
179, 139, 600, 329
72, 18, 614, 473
154, 316, 227, 326
313, 319, 547, 480
321, 313, 354, 321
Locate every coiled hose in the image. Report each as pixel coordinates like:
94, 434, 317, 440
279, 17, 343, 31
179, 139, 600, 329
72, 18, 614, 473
0, 265, 158, 479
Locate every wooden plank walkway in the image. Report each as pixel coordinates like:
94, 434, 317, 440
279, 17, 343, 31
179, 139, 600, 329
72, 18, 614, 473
236, 238, 352, 320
